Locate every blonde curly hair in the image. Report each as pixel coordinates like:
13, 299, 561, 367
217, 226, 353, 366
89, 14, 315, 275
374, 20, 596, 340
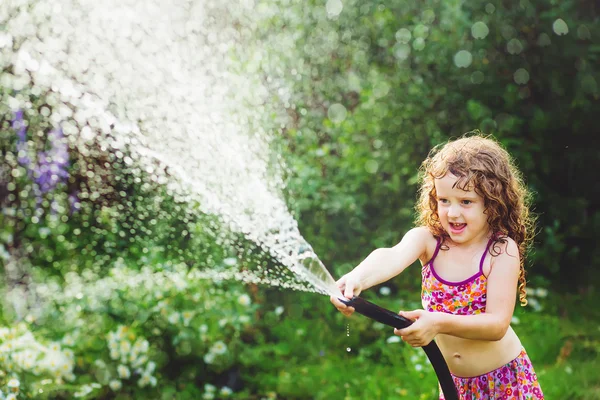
416, 132, 536, 306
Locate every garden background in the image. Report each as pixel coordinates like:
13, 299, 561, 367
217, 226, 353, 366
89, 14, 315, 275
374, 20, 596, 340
1, 0, 599, 399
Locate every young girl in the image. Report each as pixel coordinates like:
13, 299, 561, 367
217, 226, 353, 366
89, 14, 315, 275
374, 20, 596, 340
331, 134, 544, 399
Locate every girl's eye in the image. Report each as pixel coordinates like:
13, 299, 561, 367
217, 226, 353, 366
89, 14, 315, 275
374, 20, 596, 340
462, 200, 472, 205
438, 198, 449, 204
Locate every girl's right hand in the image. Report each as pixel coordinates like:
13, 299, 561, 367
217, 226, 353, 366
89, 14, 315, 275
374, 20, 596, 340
329, 274, 363, 317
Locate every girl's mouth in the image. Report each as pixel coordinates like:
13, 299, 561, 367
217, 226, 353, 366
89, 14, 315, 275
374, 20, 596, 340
449, 222, 467, 234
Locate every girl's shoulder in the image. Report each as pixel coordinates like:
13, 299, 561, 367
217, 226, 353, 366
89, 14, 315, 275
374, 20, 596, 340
410, 226, 438, 244
487, 235, 520, 275
490, 235, 519, 259
411, 226, 438, 265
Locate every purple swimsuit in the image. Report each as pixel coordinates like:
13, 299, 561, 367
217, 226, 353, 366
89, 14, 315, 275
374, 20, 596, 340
422, 238, 544, 400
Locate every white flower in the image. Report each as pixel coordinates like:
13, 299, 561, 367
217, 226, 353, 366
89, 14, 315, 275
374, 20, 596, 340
379, 286, 391, 296
131, 355, 148, 368
237, 294, 251, 306
220, 386, 233, 396
204, 384, 216, 392
109, 380, 122, 391
199, 324, 208, 333
239, 315, 250, 324
133, 339, 149, 353
536, 288, 548, 298
0, 328, 9, 339
528, 297, 543, 312
511, 316, 520, 325
6, 394, 17, 400
119, 340, 132, 355
202, 393, 215, 400
223, 257, 237, 266
373, 322, 385, 330
203, 352, 215, 364
274, 306, 284, 316
168, 312, 180, 325
63, 349, 75, 360
145, 361, 156, 374
7, 378, 20, 388
565, 365, 573, 374
182, 311, 195, 326
117, 365, 131, 379
386, 336, 401, 344
138, 373, 152, 388
115, 326, 128, 340
415, 364, 423, 371
211, 341, 227, 355
74, 384, 93, 398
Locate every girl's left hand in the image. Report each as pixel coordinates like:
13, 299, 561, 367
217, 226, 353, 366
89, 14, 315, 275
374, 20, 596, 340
394, 309, 440, 347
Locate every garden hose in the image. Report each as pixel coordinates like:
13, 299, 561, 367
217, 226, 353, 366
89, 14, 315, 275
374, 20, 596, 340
339, 296, 459, 400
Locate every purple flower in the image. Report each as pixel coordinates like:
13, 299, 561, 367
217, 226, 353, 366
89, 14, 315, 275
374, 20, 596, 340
12, 110, 27, 141
33, 128, 69, 193
12, 110, 70, 194
68, 192, 80, 215
13, 110, 32, 169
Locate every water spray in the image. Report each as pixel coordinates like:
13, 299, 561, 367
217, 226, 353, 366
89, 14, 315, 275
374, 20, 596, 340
339, 296, 459, 400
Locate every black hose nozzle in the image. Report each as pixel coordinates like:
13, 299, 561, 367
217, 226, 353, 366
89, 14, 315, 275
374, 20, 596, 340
339, 296, 459, 400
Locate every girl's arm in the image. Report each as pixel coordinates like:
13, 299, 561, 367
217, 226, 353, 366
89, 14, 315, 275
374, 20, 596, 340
344, 226, 431, 293
397, 238, 520, 345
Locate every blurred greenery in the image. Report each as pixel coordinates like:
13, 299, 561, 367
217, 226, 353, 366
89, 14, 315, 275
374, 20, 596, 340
1, 0, 600, 399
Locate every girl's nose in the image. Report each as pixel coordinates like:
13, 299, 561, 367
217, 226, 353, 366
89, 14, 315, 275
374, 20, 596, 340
447, 204, 461, 218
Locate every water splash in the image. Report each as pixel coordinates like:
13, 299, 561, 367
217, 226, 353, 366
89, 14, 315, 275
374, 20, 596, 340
0, 0, 342, 298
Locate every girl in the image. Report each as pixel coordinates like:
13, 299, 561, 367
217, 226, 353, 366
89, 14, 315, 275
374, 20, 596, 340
331, 134, 544, 399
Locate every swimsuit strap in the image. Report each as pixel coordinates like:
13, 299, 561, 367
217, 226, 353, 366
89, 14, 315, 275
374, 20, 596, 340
478, 237, 494, 274
429, 237, 443, 265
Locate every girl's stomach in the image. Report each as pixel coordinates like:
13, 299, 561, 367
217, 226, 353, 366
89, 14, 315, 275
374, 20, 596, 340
436, 326, 523, 378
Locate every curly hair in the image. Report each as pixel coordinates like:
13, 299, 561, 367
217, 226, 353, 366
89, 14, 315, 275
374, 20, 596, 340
415, 132, 536, 306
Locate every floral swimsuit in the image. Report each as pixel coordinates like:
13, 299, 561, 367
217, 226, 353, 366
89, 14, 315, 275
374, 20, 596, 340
422, 237, 544, 400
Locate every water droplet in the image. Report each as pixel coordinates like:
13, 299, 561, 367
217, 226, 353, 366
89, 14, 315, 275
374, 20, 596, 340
553, 19, 569, 36
507, 39, 524, 55
413, 25, 429, 39
395, 28, 411, 44
412, 37, 426, 51
514, 68, 530, 85
327, 103, 347, 124
537, 33, 551, 47
453, 50, 473, 68
577, 25, 591, 40
471, 22, 489, 39
393, 43, 411, 61
326, 0, 343, 18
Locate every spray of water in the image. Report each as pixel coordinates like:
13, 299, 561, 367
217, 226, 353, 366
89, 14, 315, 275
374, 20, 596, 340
0, 0, 342, 298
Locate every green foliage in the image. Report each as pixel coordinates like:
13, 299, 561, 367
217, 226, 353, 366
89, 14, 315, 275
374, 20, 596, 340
268, 0, 600, 291
1, 0, 599, 399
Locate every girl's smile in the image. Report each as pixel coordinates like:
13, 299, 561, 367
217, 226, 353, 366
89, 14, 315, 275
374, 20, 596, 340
448, 222, 467, 234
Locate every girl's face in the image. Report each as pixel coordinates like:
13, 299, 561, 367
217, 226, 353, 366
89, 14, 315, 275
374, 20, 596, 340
434, 173, 491, 245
